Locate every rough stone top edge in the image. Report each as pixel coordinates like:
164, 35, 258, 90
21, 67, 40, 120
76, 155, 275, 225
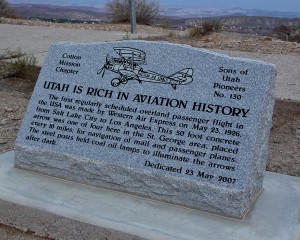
48, 40, 277, 71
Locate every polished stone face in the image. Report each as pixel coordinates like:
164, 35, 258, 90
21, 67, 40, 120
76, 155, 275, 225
15, 40, 276, 219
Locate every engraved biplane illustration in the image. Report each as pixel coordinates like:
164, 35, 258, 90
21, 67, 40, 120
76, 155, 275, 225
97, 47, 193, 90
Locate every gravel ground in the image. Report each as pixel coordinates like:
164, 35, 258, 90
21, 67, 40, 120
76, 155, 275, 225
0, 17, 167, 34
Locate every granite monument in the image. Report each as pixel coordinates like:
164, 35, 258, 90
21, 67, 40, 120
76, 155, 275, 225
15, 41, 277, 219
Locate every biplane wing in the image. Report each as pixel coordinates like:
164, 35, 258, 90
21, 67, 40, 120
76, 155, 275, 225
169, 68, 193, 84
114, 47, 146, 64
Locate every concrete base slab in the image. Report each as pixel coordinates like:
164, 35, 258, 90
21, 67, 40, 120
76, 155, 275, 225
1, 151, 300, 240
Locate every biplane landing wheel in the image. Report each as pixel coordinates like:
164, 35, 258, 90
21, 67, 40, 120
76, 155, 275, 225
111, 78, 121, 87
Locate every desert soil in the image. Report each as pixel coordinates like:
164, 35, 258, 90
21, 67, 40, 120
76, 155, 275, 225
0, 224, 49, 240
0, 19, 299, 239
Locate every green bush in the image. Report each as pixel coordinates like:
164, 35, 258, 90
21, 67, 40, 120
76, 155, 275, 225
106, 0, 159, 25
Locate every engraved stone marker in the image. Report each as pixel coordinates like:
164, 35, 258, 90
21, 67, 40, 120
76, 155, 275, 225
15, 41, 276, 219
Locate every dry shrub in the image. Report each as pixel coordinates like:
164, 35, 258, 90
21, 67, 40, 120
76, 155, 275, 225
10, 55, 37, 78
190, 18, 223, 37
273, 25, 290, 35
0, 48, 38, 78
190, 26, 202, 37
290, 34, 300, 43
0, 48, 24, 60
158, 23, 170, 29
203, 19, 222, 33
0, 0, 16, 17
106, 0, 159, 25
273, 25, 300, 43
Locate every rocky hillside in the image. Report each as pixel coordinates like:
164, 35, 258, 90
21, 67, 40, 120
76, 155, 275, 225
187, 16, 300, 27
186, 16, 300, 36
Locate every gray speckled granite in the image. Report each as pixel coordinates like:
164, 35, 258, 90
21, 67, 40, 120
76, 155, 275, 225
14, 41, 276, 219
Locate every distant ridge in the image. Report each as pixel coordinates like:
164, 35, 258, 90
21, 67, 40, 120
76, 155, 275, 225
10, 3, 300, 20
186, 16, 300, 31
162, 6, 300, 18
10, 3, 108, 21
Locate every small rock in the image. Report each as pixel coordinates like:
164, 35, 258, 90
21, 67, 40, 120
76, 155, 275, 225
296, 130, 300, 140
4, 108, 14, 113
0, 139, 7, 144
0, 119, 8, 125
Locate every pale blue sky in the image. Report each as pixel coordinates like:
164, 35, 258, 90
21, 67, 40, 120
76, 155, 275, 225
7, 0, 300, 12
